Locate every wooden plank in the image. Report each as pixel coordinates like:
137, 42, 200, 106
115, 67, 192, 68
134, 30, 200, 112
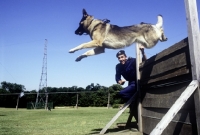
140, 53, 188, 79
150, 53, 187, 76
142, 67, 190, 85
16, 94, 20, 110
142, 117, 196, 135
143, 81, 190, 98
140, 38, 189, 68
142, 108, 196, 124
154, 38, 188, 61
149, 80, 198, 135
99, 92, 138, 134
140, 75, 192, 90
141, 81, 191, 99
142, 96, 194, 109
147, 79, 191, 88
184, 1, 200, 135
184, 0, 200, 81
136, 43, 143, 132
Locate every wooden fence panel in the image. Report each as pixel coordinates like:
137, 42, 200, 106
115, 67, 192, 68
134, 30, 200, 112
140, 38, 197, 135
142, 117, 196, 135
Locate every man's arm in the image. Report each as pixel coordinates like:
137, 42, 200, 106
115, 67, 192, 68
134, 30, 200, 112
115, 64, 126, 85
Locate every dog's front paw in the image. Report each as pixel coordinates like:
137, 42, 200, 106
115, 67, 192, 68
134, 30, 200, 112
75, 55, 87, 62
69, 49, 75, 53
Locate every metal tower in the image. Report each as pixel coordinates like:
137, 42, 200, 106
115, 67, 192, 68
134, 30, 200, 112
35, 39, 48, 109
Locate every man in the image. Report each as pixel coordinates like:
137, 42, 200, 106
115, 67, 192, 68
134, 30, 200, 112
115, 47, 147, 102
115, 47, 147, 121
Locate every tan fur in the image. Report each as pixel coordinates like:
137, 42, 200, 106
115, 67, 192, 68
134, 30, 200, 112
69, 9, 167, 61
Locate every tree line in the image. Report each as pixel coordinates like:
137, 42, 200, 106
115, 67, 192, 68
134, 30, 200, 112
0, 81, 124, 108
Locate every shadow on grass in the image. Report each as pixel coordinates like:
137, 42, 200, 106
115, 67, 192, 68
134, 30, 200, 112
89, 122, 138, 134
0, 115, 6, 116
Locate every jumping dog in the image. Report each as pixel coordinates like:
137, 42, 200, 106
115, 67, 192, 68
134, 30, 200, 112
69, 9, 167, 61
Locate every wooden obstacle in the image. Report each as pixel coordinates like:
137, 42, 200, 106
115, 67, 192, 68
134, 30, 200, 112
139, 38, 199, 135
100, 39, 199, 134
100, 37, 199, 135
145, 1, 200, 134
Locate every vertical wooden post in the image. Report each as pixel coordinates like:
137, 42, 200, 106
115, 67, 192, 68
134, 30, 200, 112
16, 94, 20, 110
184, 0, 200, 81
184, 0, 200, 134
76, 93, 78, 109
45, 93, 48, 110
107, 91, 110, 109
136, 43, 143, 132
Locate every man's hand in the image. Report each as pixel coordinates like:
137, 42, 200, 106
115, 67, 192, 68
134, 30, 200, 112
118, 80, 126, 85
139, 45, 147, 61
139, 45, 145, 54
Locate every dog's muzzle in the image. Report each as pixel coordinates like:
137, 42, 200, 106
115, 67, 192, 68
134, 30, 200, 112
75, 31, 84, 35
75, 25, 85, 35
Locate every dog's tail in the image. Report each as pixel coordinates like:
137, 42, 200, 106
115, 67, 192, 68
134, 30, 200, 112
156, 15, 163, 28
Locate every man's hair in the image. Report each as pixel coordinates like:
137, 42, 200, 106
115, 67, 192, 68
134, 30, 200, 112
116, 50, 126, 58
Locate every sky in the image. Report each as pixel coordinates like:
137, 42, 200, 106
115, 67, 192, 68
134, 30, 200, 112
0, 0, 200, 91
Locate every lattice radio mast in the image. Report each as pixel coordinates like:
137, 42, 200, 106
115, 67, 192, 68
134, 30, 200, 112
35, 39, 48, 109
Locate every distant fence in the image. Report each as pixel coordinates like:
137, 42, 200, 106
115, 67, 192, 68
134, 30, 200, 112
27, 102, 53, 109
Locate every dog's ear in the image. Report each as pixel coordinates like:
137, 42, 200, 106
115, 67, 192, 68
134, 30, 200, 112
82, 9, 88, 17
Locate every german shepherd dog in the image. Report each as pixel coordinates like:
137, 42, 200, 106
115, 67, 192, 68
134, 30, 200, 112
69, 9, 167, 61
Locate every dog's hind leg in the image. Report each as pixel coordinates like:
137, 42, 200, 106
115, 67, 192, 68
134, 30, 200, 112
69, 40, 101, 53
75, 47, 105, 62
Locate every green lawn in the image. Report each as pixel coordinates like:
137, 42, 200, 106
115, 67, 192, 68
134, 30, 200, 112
0, 107, 135, 135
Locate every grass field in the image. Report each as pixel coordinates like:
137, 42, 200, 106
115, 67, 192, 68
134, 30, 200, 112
0, 107, 136, 135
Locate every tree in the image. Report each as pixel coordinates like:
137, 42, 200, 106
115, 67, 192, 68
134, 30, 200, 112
86, 83, 102, 91
0, 81, 125, 108
0, 88, 9, 107
0, 81, 26, 107
1, 81, 25, 93
108, 84, 124, 105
